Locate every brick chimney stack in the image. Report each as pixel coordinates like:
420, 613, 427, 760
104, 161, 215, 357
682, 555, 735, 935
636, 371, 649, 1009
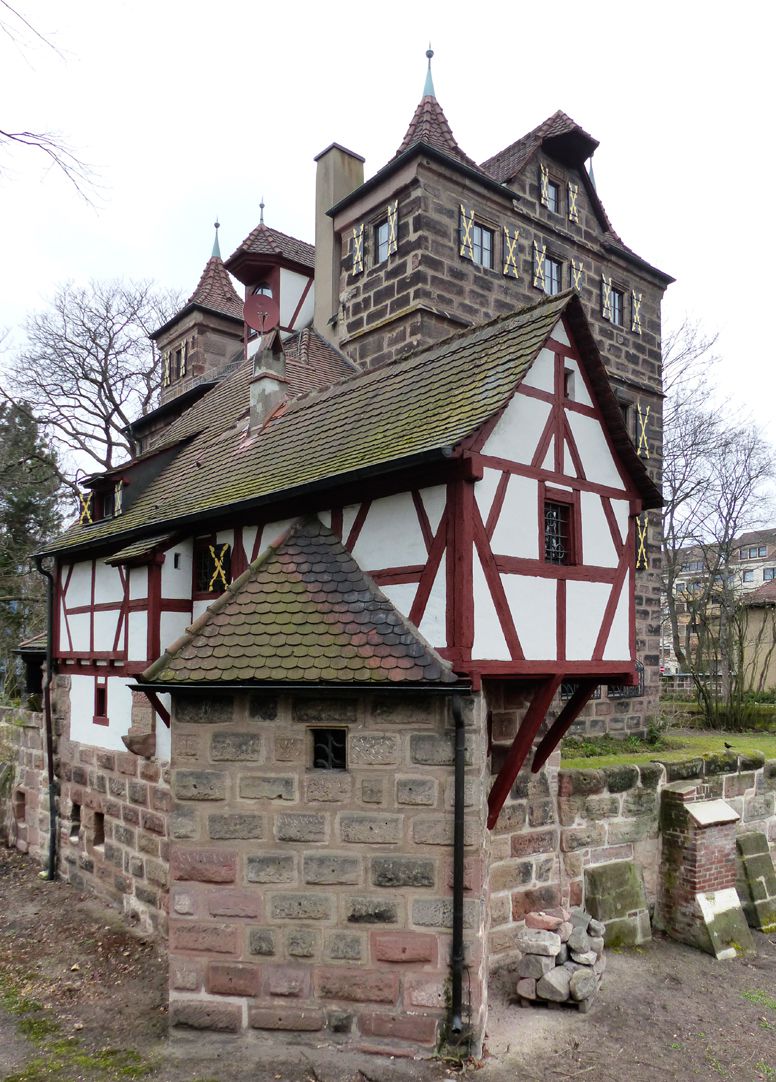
313, 143, 365, 343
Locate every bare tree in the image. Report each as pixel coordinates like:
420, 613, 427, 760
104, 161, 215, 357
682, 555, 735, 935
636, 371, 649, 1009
1, 280, 182, 484
661, 321, 776, 723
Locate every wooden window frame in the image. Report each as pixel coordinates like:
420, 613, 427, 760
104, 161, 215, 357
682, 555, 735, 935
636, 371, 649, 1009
471, 222, 495, 269
610, 286, 625, 327
546, 178, 561, 214
192, 536, 232, 600
543, 255, 563, 295
93, 677, 108, 727
374, 218, 390, 264
539, 484, 581, 566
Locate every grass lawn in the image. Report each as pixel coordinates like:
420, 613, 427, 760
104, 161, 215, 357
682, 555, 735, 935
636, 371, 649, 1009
560, 729, 776, 769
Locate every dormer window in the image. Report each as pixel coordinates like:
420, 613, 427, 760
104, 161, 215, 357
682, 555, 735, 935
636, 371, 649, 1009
253, 283, 273, 297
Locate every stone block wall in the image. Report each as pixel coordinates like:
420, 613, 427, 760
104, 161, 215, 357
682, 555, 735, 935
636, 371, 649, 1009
167, 690, 489, 1053
0, 705, 50, 862
53, 675, 171, 934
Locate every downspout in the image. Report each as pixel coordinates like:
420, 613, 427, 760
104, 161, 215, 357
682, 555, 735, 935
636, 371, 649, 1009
33, 555, 57, 881
450, 693, 466, 1035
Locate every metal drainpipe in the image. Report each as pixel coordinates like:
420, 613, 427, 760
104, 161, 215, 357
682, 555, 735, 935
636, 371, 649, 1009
33, 555, 57, 881
450, 693, 466, 1034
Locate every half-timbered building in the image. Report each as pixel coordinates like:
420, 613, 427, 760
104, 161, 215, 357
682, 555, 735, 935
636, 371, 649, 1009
35, 60, 669, 1053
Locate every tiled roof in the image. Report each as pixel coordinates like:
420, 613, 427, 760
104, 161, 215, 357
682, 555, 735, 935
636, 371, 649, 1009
46, 292, 660, 555
735, 528, 776, 547
142, 517, 457, 686
744, 582, 776, 606
481, 110, 598, 183
147, 328, 356, 451
18, 632, 46, 652
226, 223, 315, 270
104, 533, 175, 566
393, 94, 485, 174
186, 256, 243, 321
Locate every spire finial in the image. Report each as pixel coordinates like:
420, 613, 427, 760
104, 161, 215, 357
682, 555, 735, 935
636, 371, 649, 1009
211, 219, 221, 259
423, 44, 435, 98
259, 196, 265, 225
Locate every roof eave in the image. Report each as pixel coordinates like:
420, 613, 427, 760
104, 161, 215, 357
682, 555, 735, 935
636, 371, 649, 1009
150, 301, 243, 341
133, 679, 469, 694
328, 141, 512, 218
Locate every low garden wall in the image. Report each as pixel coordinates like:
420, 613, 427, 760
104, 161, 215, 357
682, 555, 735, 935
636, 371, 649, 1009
0, 704, 50, 863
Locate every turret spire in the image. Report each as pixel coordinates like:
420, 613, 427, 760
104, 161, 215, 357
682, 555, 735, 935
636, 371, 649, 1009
423, 45, 435, 98
259, 196, 265, 225
211, 219, 221, 259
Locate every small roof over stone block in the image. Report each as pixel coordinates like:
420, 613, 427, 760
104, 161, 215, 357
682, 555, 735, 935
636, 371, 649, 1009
142, 517, 460, 688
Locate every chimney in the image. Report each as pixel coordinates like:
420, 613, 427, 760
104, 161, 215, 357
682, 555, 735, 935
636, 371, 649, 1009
313, 143, 365, 343
249, 331, 287, 429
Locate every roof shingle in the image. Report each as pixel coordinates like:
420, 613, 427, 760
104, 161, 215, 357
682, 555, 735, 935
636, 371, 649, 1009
393, 94, 485, 174
226, 223, 315, 271
186, 256, 243, 321
142, 517, 458, 687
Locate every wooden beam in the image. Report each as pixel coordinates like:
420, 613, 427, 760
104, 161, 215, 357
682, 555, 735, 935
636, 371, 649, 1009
143, 688, 171, 729
530, 680, 599, 774
487, 675, 562, 829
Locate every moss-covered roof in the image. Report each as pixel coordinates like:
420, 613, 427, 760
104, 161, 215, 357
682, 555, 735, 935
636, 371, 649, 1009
45, 292, 659, 557
142, 517, 458, 687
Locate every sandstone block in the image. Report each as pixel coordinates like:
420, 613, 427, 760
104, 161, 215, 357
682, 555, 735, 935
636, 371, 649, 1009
208, 889, 260, 918
511, 829, 558, 858
169, 921, 237, 955
316, 968, 398, 1004
409, 733, 453, 766
304, 854, 361, 885
269, 894, 332, 921
358, 1012, 438, 1044
517, 953, 555, 979
305, 772, 352, 803
176, 694, 234, 725
286, 929, 319, 958
515, 929, 561, 957
372, 931, 436, 964
170, 806, 198, 839
537, 967, 570, 1001
517, 977, 537, 999
248, 928, 276, 956
588, 917, 606, 937
246, 853, 296, 883
412, 898, 478, 929
525, 912, 564, 931
570, 950, 597, 965
171, 848, 236, 884
340, 814, 402, 844
326, 932, 364, 961
349, 734, 399, 765
210, 732, 261, 762
208, 814, 263, 840
264, 964, 310, 999
371, 856, 434, 888
361, 778, 384, 804
249, 1007, 324, 1031
273, 735, 304, 762
239, 775, 295, 801
248, 694, 278, 720
569, 967, 597, 1001
568, 927, 591, 953
345, 897, 398, 924
275, 813, 326, 842
292, 698, 356, 723
207, 962, 260, 997
173, 771, 226, 802
171, 1000, 241, 1032
396, 777, 436, 805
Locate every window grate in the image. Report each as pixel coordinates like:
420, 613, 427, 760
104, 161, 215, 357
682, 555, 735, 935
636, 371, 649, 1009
608, 661, 645, 699
544, 501, 571, 565
311, 728, 347, 770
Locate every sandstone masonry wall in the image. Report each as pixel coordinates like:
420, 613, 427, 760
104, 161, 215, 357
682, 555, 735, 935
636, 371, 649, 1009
167, 690, 489, 1053
0, 705, 49, 862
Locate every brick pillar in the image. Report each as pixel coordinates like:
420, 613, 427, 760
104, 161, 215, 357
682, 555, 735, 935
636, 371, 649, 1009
657, 782, 754, 958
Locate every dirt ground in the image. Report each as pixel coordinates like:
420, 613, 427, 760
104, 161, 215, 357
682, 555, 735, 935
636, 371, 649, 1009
1, 848, 775, 1082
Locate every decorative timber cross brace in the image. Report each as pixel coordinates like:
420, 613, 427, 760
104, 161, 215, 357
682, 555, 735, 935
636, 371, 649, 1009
568, 181, 579, 222
631, 290, 642, 334
459, 205, 474, 260
387, 200, 398, 256
533, 241, 546, 290
113, 481, 124, 516
636, 514, 649, 570
162, 351, 171, 387
208, 544, 230, 591
352, 224, 364, 275
539, 162, 550, 208
502, 225, 519, 278
571, 258, 584, 292
636, 402, 650, 458
78, 490, 93, 525
601, 273, 613, 320
487, 676, 599, 829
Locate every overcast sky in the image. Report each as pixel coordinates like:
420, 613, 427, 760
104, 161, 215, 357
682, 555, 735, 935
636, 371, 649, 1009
1, 0, 774, 445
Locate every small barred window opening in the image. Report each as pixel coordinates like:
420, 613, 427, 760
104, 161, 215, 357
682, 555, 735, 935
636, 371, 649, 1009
311, 728, 347, 770
544, 501, 571, 565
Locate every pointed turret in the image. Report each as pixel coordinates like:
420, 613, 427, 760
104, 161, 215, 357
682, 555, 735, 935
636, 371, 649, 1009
187, 227, 243, 322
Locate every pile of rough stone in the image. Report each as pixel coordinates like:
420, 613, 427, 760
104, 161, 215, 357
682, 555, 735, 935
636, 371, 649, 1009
515, 907, 606, 1013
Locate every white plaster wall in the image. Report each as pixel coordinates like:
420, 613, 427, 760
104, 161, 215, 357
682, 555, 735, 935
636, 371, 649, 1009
475, 468, 501, 524
483, 395, 551, 465
94, 609, 121, 652
566, 412, 627, 491
341, 505, 359, 543
127, 612, 147, 663
563, 438, 578, 478
562, 358, 593, 407
156, 697, 172, 761
491, 475, 539, 559
67, 562, 92, 608
611, 499, 629, 545
581, 491, 619, 567
58, 601, 68, 651
317, 511, 331, 529
551, 318, 570, 346
418, 485, 446, 536
260, 519, 297, 553
565, 580, 611, 660
280, 269, 313, 328
162, 539, 192, 599
129, 566, 148, 600
192, 599, 212, 622
242, 526, 259, 563
69, 674, 132, 751
418, 554, 446, 649
160, 610, 191, 653
68, 612, 91, 652
603, 582, 631, 661
94, 561, 124, 604
352, 492, 427, 569
521, 347, 555, 393
503, 575, 556, 659
473, 551, 510, 660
